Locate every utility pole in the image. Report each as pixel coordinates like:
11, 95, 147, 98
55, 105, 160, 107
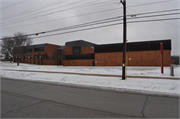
120, 0, 127, 80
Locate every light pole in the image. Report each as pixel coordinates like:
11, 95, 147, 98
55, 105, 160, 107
120, 0, 127, 80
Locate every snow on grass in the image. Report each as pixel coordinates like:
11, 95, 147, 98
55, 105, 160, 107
0, 62, 180, 78
1, 62, 179, 96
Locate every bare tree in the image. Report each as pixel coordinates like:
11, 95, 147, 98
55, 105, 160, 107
51, 50, 64, 66
1, 32, 33, 64
42, 53, 49, 64
13, 32, 33, 66
0, 36, 14, 62
36, 53, 49, 65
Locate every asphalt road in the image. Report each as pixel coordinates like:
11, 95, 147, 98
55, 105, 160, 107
1, 78, 179, 118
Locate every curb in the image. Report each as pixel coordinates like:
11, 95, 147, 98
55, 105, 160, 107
2, 69, 179, 80
1, 76, 179, 99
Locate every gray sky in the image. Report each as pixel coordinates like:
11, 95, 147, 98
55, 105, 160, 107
1, 0, 180, 55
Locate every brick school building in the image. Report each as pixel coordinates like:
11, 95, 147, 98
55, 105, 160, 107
13, 39, 172, 66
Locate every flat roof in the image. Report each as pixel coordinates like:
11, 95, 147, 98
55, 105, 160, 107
95, 39, 171, 53
65, 40, 96, 47
23, 43, 60, 49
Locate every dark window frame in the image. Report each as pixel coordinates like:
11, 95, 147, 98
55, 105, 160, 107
34, 47, 44, 52
64, 54, 94, 60
73, 47, 81, 54
25, 48, 33, 53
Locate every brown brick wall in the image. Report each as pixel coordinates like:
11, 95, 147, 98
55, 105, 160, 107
95, 53, 106, 66
69, 60, 76, 66
81, 46, 94, 54
156, 50, 171, 66
82, 60, 89, 66
127, 51, 141, 66
141, 51, 156, 66
13, 44, 171, 66
61, 46, 94, 66
106, 52, 117, 66
13, 44, 60, 65
95, 52, 119, 66
117, 52, 123, 66
34, 59, 39, 64
164, 50, 171, 66
63, 45, 72, 55
155, 50, 161, 66
95, 50, 171, 66
62, 59, 93, 66
45, 44, 60, 58
43, 44, 60, 65
76, 60, 83, 66
171, 59, 174, 64
63, 60, 70, 66
25, 53, 32, 64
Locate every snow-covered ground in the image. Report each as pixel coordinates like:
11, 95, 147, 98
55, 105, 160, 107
0, 61, 180, 78
0, 62, 180, 97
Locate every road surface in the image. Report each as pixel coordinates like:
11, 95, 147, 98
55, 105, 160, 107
1, 78, 179, 118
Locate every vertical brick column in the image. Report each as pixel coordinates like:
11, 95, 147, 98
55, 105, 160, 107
22, 55, 24, 63
32, 48, 35, 64
12, 55, 14, 62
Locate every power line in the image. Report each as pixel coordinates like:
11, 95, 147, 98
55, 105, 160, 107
1, 0, 86, 24
2, 17, 179, 39
3, 0, 111, 21
2, 8, 122, 29
130, 8, 180, 17
1, 0, 176, 25
3, 8, 180, 30
127, 8, 180, 27
129, 12, 180, 20
1, 0, 112, 24
31, 17, 180, 39
2, 0, 29, 10
35, 12, 180, 34
2, 0, 69, 20
2, 0, 179, 39
2, 0, 98, 22
127, 0, 176, 8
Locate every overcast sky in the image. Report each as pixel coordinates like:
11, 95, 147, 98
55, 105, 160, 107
1, 0, 180, 55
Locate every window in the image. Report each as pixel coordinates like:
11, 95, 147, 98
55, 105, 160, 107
35, 55, 38, 59
73, 47, 81, 54
28, 56, 30, 59
39, 55, 41, 58
24, 56, 26, 59
35, 47, 44, 52
31, 56, 33, 58
25, 48, 32, 53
